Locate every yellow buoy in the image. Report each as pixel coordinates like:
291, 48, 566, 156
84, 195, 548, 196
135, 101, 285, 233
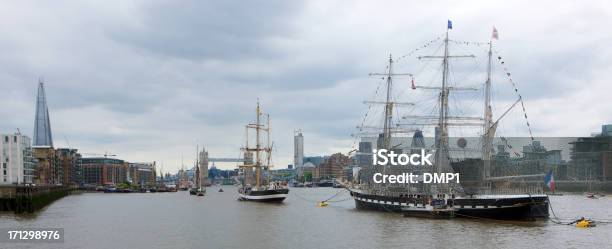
318, 201, 328, 207
576, 220, 592, 228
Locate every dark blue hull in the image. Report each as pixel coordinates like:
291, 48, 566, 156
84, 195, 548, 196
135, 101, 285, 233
350, 190, 549, 220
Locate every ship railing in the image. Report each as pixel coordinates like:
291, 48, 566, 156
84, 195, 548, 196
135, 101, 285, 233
483, 186, 544, 195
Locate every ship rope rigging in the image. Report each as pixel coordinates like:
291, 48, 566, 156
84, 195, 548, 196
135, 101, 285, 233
446, 38, 536, 141
354, 34, 537, 164
352, 35, 448, 152
403, 39, 535, 155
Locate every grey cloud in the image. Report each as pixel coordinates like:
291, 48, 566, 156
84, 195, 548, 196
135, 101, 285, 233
108, 1, 303, 61
1, 1, 611, 170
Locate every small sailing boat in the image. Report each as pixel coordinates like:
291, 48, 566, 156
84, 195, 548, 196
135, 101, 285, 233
586, 192, 598, 199
237, 101, 289, 202
178, 154, 189, 191
584, 169, 605, 199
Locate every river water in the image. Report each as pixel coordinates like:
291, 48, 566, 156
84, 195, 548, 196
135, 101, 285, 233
0, 186, 610, 249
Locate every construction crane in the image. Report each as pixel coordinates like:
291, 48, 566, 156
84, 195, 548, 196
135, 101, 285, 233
82, 152, 117, 158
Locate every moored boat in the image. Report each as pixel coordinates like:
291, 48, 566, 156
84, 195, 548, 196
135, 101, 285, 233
190, 145, 206, 197
236, 101, 289, 203
348, 23, 549, 221
238, 185, 288, 202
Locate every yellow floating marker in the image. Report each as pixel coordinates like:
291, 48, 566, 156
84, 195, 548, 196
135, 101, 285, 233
576, 220, 593, 228
318, 201, 328, 207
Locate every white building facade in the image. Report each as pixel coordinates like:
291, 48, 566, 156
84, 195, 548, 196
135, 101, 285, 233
1, 133, 36, 185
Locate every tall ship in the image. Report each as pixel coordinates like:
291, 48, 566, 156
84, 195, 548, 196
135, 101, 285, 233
348, 23, 549, 220
237, 101, 289, 202
190, 145, 205, 196
178, 155, 190, 191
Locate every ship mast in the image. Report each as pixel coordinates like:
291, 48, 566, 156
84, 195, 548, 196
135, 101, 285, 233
482, 40, 494, 182
436, 30, 451, 177
367, 55, 414, 175
266, 114, 272, 185
241, 100, 269, 190
195, 145, 200, 189
383, 55, 394, 151
414, 25, 475, 193
255, 101, 261, 188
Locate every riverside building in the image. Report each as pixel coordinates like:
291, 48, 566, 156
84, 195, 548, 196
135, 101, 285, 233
81, 157, 127, 186
128, 162, 157, 187
569, 124, 612, 181
0, 133, 36, 185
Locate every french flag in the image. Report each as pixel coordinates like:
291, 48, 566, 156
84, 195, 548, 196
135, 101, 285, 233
545, 169, 555, 192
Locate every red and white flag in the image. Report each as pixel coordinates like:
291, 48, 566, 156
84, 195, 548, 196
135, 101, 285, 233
492, 27, 499, 40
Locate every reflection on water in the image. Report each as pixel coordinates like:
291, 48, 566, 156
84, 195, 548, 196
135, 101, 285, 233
1, 187, 610, 249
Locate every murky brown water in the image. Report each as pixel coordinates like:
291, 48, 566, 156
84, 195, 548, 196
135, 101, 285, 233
0, 186, 610, 249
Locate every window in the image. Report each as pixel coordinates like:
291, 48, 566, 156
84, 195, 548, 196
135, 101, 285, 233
4, 136, 7, 142
13, 136, 17, 143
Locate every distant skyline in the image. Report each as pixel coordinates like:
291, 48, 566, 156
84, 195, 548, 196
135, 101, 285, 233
1, 1, 611, 171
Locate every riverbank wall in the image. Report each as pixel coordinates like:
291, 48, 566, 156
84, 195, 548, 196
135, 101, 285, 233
0, 186, 72, 213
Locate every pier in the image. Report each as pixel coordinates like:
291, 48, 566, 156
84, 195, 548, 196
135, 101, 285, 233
0, 186, 72, 214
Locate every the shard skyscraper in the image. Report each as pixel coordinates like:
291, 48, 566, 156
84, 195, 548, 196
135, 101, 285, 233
33, 80, 53, 147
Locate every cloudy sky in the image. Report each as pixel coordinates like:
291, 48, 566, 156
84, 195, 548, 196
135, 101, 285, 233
1, 1, 611, 171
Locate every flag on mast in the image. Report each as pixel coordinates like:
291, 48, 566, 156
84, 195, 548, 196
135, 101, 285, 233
545, 169, 555, 192
492, 26, 499, 40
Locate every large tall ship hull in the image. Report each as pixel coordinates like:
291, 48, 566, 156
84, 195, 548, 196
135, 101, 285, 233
350, 189, 549, 220
238, 188, 289, 203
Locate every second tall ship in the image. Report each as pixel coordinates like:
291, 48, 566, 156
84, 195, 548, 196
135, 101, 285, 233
237, 101, 289, 203
190, 145, 205, 196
